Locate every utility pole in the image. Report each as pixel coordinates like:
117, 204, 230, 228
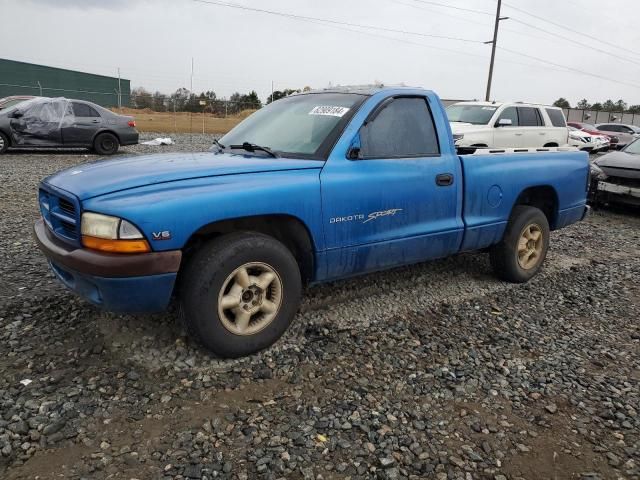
484, 0, 508, 101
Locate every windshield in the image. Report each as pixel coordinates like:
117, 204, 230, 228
0, 97, 41, 115
220, 93, 364, 157
624, 138, 640, 154
446, 104, 497, 125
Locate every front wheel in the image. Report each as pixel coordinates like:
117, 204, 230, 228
490, 206, 550, 283
180, 233, 302, 358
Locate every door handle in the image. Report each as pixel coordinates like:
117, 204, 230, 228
91, 120, 99, 123
436, 173, 454, 186
515, 133, 523, 136
539, 132, 546, 135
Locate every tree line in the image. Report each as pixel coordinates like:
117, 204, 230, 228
129, 86, 315, 114
129, 87, 262, 115
553, 97, 640, 113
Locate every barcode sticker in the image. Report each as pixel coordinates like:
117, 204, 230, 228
309, 106, 350, 117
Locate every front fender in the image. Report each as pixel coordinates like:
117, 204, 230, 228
81, 169, 324, 251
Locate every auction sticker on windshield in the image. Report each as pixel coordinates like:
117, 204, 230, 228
309, 106, 350, 117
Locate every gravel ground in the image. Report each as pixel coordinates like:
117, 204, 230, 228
1, 135, 639, 480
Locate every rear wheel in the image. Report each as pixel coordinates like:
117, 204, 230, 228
180, 232, 302, 358
93, 132, 119, 155
490, 206, 550, 283
543, 143, 558, 148
0, 132, 8, 154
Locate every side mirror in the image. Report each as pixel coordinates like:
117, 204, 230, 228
347, 146, 362, 160
10, 110, 24, 119
496, 118, 512, 127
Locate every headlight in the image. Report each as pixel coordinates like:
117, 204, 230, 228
589, 163, 607, 181
81, 212, 149, 253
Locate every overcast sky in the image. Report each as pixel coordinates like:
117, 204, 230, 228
4, 0, 640, 106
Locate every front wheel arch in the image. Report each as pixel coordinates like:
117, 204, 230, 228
181, 214, 316, 285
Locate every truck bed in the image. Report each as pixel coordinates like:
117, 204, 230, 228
458, 148, 589, 251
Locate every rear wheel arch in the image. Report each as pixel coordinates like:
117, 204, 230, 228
181, 214, 316, 285
510, 185, 559, 229
543, 142, 559, 147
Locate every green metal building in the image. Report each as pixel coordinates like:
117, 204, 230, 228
0, 58, 130, 108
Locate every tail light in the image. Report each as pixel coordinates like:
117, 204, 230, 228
127, 120, 136, 128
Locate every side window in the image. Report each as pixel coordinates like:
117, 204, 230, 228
360, 97, 440, 158
600, 124, 617, 132
73, 102, 100, 118
497, 106, 519, 126
535, 109, 545, 126
545, 108, 567, 127
517, 107, 540, 127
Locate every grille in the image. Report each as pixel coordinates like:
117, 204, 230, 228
609, 176, 640, 189
39, 187, 81, 245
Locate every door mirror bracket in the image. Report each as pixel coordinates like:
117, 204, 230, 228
496, 118, 512, 127
347, 146, 362, 160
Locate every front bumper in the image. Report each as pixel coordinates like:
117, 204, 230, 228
33, 219, 181, 312
596, 181, 640, 206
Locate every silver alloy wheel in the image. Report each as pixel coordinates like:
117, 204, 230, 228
0, 136, 4, 150
517, 223, 543, 270
217, 262, 283, 336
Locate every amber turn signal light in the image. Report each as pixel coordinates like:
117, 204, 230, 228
82, 235, 150, 253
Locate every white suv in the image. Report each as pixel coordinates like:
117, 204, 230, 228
447, 101, 569, 151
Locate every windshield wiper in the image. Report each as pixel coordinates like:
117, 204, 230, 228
229, 141, 278, 158
212, 138, 225, 151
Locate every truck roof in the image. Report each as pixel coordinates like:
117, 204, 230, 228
295, 85, 433, 96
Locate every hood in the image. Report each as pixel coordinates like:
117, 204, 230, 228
44, 151, 322, 200
595, 150, 640, 179
449, 122, 490, 134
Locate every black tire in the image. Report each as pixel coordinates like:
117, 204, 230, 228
180, 232, 302, 358
0, 132, 9, 154
93, 132, 119, 155
489, 205, 550, 283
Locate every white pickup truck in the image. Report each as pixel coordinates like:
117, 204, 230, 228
447, 101, 569, 152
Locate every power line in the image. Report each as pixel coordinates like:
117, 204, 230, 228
390, 0, 557, 46
508, 17, 640, 68
498, 47, 640, 90
503, 2, 640, 59
191, 0, 484, 44
403, 0, 493, 16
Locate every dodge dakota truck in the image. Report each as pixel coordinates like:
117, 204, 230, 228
34, 86, 590, 358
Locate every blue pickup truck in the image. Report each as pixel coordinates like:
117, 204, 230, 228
34, 86, 589, 357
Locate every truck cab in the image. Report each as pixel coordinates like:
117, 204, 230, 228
34, 86, 589, 358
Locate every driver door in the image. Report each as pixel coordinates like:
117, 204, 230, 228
319, 95, 463, 280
